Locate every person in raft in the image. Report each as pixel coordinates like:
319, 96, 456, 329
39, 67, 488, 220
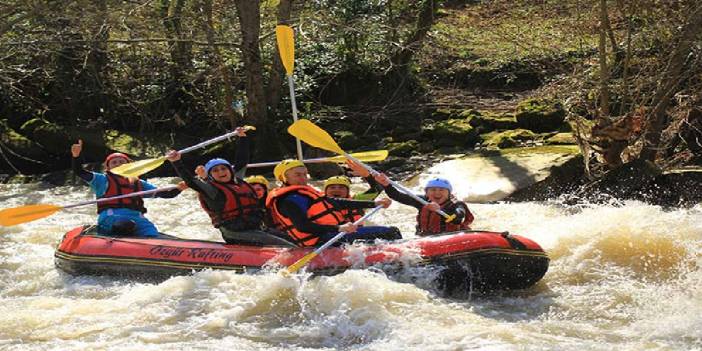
71, 140, 186, 237
323, 172, 384, 223
165, 127, 274, 244
243, 175, 275, 229
372, 172, 474, 236
265, 159, 402, 247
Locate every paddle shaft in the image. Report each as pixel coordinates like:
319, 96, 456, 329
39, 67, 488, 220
63, 186, 179, 209
248, 155, 345, 168
177, 130, 240, 155
345, 153, 454, 220
285, 205, 384, 274
287, 74, 304, 161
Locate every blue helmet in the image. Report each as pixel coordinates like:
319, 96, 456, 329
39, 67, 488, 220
425, 177, 452, 192
204, 158, 232, 176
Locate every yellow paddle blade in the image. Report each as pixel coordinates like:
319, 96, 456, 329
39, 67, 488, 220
276, 25, 295, 75
0, 204, 63, 226
329, 150, 389, 163
282, 251, 318, 275
288, 120, 344, 155
109, 157, 167, 177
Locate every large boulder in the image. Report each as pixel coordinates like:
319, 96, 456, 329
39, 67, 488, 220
515, 98, 566, 132
387, 140, 419, 157
0, 119, 56, 173
466, 111, 519, 133
334, 130, 364, 149
481, 129, 537, 148
422, 118, 479, 148
20, 118, 110, 161
545, 132, 576, 145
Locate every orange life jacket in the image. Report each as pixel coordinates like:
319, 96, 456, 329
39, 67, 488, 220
417, 198, 473, 236
198, 180, 261, 228
341, 208, 364, 223
97, 172, 145, 214
266, 185, 346, 247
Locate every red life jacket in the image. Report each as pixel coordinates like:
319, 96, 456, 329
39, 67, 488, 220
417, 197, 473, 236
266, 185, 346, 247
198, 180, 261, 228
97, 172, 146, 214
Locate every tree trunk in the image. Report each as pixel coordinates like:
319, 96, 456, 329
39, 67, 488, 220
199, 0, 236, 129
598, 0, 611, 118
234, 0, 283, 159
389, 0, 439, 73
265, 0, 293, 118
639, 4, 702, 161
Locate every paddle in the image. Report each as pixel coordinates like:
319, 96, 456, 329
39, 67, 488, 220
281, 205, 384, 275
247, 150, 389, 168
288, 119, 456, 222
276, 24, 304, 161
110, 126, 255, 177
0, 186, 178, 227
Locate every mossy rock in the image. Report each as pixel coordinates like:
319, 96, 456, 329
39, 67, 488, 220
423, 118, 479, 147
432, 108, 462, 120
545, 132, 576, 145
0, 119, 57, 173
335, 130, 363, 149
19, 118, 109, 160
515, 98, 566, 132
482, 129, 537, 148
387, 140, 419, 157
103, 130, 167, 157
468, 112, 519, 133
1, 120, 51, 160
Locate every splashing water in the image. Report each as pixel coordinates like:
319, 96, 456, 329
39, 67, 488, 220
1, 151, 701, 350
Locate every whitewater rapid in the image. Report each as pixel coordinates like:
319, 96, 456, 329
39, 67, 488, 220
1, 151, 701, 350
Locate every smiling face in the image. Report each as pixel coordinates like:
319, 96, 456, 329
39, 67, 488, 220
325, 184, 350, 198
209, 164, 232, 183
425, 187, 450, 204
106, 157, 130, 170
251, 184, 267, 198
284, 166, 308, 186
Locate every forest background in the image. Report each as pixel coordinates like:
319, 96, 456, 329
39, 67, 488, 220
1, 0, 701, 187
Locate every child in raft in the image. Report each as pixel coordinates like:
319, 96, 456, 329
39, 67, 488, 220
322, 165, 385, 223
71, 139, 186, 237
345, 159, 474, 236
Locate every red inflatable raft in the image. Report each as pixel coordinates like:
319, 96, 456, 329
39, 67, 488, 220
55, 225, 549, 292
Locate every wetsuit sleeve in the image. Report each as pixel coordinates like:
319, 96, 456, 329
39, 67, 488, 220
72, 156, 93, 182
352, 176, 383, 201
456, 202, 474, 225
277, 196, 340, 235
89, 173, 108, 197
170, 159, 221, 201
327, 197, 376, 210
382, 184, 425, 210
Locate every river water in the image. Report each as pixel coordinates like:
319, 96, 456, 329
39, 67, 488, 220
1, 150, 701, 350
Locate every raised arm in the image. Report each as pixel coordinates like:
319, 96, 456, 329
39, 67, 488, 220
71, 139, 93, 182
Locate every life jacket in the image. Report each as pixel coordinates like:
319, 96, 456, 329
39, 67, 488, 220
341, 207, 364, 223
266, 185, 346, 247
331, 195, 363, 223
97, 172, 146, 214
198, 180, 262, 228
417, 197, 473, 236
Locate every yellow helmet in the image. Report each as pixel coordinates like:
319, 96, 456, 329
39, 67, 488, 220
244, 175, 269, 189
324, 175, 351, 190
273, 159, 306, 182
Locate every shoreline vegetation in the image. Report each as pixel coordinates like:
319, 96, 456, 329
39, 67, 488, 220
2, 1, 701, 206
